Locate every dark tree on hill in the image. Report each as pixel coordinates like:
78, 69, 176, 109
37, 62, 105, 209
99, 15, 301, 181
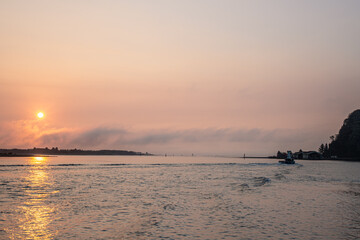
324, 143, 329, 158
319, 144, 325, 154
321, 109, 360, 159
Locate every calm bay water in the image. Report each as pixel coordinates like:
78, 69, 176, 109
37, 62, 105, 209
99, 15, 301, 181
0, 156, 359, 239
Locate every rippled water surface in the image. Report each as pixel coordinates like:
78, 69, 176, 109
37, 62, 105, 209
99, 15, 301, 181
0, 156, 359, 239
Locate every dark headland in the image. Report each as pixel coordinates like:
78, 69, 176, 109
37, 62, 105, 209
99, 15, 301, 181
274, 109, 360, 161
0, 147, 151, 157
318, 109, 360, 160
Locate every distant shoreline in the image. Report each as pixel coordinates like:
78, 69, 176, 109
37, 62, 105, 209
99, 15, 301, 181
0, 154, 53, 158
297, 158, 360, 162
0, 148, 151, 157
241, 156, 360, 162
1, 151, 359, 161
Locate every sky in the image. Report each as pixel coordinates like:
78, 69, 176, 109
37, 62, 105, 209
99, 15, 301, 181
1, 0, 360, 156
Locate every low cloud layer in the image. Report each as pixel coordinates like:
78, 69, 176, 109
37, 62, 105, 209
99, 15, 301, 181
27, 126, 319, 156
0, 118, 330, 156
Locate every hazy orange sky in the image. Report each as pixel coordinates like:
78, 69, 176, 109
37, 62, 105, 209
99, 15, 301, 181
1, 0, 360, 155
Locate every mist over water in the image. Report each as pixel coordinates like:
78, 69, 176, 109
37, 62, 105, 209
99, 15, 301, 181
0, 156, 359, 239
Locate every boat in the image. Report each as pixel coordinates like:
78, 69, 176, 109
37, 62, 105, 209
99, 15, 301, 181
279, 151, 295, 164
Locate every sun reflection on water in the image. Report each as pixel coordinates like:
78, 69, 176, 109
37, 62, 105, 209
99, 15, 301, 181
31, 156, 46, 165
8, 157, 58, 239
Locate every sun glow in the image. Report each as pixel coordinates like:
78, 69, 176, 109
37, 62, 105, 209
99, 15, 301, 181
37, 112, 44, 118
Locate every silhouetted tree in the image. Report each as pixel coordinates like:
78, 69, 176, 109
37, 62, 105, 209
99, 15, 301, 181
277, 151, 286, 159
323, 143, 330, 158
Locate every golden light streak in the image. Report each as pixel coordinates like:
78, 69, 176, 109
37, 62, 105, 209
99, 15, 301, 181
7, 159, 59, 239
31, 157, 46, 165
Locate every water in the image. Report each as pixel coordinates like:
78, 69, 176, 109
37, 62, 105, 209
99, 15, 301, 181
0, 156, 359, 239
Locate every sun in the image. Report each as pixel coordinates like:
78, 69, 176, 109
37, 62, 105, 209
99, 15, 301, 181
37, 112, 44, 119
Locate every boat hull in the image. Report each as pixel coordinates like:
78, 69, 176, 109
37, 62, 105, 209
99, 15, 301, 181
279, 160, 295, 164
